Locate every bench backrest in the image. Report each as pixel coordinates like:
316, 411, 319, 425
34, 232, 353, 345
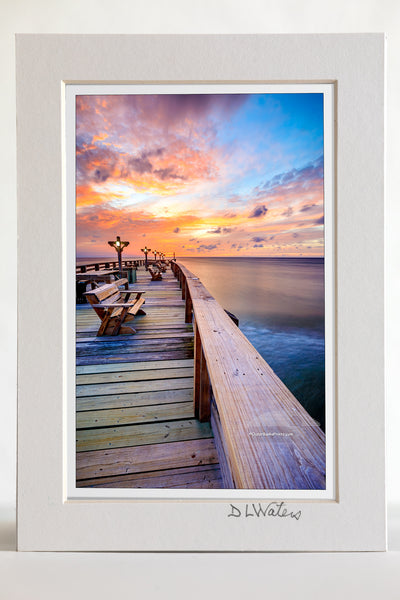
84, 283, 121, 319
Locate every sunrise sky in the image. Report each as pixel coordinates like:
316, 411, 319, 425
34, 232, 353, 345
76, 92, 324, 258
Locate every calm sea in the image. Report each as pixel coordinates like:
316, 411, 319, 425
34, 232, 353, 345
180, 257, 325, 431
76, 255, 325, 430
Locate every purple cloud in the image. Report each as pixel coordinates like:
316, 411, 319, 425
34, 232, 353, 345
154, 167, 184, 181
258, 155, 324, 193
249, 205, 268, 218
300, 203, 316, 212
198, 244, 218, 252
128, 155, 153, 174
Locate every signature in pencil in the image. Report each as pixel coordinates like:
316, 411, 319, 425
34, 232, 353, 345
227, 502, 301, 520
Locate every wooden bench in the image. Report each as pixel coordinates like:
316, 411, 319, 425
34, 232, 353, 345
84, 283, 146, 336
155, 262, 167, 273
92, 276, 129, 290
148, 267, 162, 281
113, 274, 129, 289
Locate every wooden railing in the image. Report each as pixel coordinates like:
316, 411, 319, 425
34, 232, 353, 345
171, 261, 326, 490
76, 259, 146, 274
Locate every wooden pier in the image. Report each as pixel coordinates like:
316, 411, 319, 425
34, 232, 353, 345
76, 265, 221, 488
76, 261, 326, 490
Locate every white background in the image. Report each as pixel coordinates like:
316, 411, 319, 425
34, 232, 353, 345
1, 0, 399, 596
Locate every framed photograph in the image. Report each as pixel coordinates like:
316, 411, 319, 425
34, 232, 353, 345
17, 34, 386, 551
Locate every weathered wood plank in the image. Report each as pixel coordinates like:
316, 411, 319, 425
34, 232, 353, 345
76, 349, 194, 366
76, 339, 194, 357
76, 376, 194, 397
77, 387, 193, 412
76, 366, 193, 385
76, 418, 213, 452
76, 438, 219, 479
76, 325, 188, 336
77, 401, 194, 428
76, 358, 193, 375
77, 331, 194, 342
77, 464, 222, 488
76, 336, 193, 351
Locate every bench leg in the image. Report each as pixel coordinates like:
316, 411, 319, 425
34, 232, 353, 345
97, 311, 113, 336
111, 307, 129, 335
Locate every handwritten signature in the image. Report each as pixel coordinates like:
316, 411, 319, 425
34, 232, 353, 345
227, 502, 301, 520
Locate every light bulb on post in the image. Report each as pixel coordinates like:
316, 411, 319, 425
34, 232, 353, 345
108, 235, 129, 275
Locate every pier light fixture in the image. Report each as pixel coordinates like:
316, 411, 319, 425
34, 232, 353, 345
141, 245, 151, 270
108, 235, 129, 273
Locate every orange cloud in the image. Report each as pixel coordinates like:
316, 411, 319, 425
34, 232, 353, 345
92, 132, 109, 143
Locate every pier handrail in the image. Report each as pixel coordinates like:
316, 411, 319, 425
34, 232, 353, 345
76, 258, 170, 274
172, 261, 326, 490
76, 259, 145, 274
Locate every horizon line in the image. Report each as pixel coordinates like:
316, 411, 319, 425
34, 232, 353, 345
76, 254, 324, 260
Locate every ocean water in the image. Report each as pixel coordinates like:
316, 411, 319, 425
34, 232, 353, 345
180, 257, 325, 430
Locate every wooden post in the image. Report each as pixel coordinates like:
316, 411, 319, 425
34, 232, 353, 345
194, 321, 201, 419
182, 276, 186, 300
193, 322, 211, 422
199, 347, 211, 422
185, 287, 192, 323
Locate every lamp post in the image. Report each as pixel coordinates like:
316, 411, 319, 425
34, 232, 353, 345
141, 246, 151, 270
153, 250, 158, 262
108, 235, 129, 274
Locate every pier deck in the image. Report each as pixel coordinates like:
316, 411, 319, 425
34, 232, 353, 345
76, 267, 222, 488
